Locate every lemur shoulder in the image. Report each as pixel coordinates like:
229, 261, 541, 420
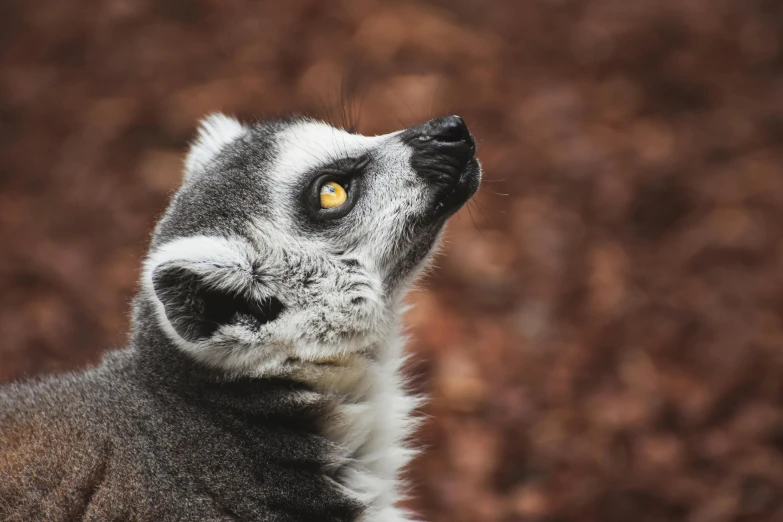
0, 113, 481, 522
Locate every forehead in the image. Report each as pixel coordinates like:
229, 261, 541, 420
271, 120, 396, 177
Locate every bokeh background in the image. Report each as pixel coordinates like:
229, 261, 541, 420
2, 1, 783, 520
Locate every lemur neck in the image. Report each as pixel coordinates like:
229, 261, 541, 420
130, 297, 407, 418
130, 301, 319, 424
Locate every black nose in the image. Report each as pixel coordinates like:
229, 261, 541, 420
408, 115, 476, 172
428, 115, 472, 144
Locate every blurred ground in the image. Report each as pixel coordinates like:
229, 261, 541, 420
2, 0, 783, 520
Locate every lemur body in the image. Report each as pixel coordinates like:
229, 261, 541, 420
0, 114, 481, 521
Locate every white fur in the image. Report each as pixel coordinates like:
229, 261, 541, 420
319, 327, 424, 522
184, 113, 246, 176
273, 120, 397, 176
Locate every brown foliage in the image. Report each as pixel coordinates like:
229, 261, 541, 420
2, 0, 783, 520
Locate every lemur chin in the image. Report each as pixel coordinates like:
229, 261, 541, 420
0, 114, 481, 522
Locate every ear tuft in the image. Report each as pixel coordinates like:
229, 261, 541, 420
184, 113, 246, 176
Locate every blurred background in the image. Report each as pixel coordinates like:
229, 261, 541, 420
2, 0, 783, 520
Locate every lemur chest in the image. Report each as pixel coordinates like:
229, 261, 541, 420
308, 356, 420, 522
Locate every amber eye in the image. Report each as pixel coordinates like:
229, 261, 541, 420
319, 181, 347, 209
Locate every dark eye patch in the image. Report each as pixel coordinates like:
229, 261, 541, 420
299, 155, 370, 226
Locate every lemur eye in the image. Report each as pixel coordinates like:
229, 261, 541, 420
305, 157, 366, 222
320, 181, 347, 209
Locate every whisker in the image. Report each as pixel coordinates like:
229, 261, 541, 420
394, 89, 417, 126
430, 75, 443, 119
484, 189, 510, 196
354, 87, 367, 133
313, 89, 336, 128
465, 204, 485, 239
468, 199, 486, 218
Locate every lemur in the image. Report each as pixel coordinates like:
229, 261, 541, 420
0, 113, 481, 521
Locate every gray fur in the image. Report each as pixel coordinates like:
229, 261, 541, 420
0, 114, 480, 522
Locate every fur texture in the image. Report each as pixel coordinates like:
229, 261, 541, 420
0, 114, 481, 521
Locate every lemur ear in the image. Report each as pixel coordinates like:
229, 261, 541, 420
151, 263, 284, 344
184, 113, 246, 177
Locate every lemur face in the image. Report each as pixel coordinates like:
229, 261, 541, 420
142, 114, 480, 377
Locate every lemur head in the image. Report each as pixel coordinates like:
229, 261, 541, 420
140, 114, 481, 378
